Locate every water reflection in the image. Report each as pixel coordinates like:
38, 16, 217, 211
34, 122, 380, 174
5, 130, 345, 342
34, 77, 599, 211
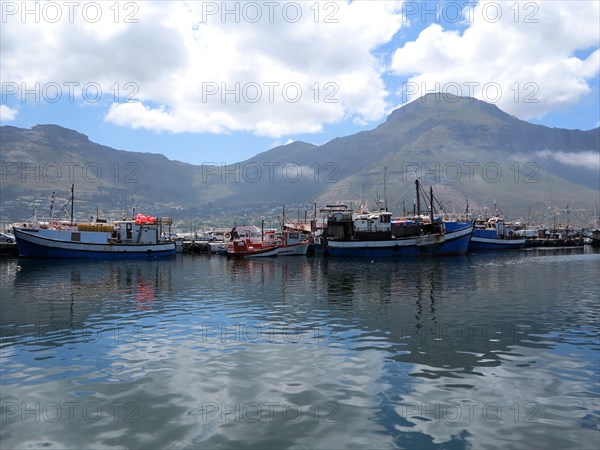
0, 250, 598, 449
1, 259, 175, 348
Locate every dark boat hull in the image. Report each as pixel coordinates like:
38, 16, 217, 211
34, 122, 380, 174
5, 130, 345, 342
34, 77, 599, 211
326, 224, 473, 257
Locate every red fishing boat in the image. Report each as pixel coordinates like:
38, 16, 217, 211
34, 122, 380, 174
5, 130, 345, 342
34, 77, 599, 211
223, 225, 279, 258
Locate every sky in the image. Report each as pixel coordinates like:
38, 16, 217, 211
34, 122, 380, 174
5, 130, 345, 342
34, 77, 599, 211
1, 0, 599, 165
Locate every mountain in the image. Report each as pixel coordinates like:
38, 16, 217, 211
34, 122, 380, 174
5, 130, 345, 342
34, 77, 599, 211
0, 124, 206, 222
1, 94, 599, 226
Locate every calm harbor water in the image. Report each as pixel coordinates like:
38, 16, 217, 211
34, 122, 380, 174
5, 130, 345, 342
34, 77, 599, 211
1, 248, 599, 449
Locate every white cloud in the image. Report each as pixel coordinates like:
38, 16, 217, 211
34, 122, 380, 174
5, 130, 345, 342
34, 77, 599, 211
4, 1, 597, 137
390, 1, 600, 120
0, 105, 18, 121
536, 150, 600, 169
1, 1, 404, 137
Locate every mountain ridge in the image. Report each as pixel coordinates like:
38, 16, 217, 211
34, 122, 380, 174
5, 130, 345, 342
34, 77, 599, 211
1, 94, 598, 226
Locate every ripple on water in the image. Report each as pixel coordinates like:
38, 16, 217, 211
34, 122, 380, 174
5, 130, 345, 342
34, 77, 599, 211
1, 252, 598, 449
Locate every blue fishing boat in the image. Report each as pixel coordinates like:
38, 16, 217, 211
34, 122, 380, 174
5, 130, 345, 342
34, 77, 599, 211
324, 181, 473, 258
469, 219, 526, 250
468, 204, 526, 251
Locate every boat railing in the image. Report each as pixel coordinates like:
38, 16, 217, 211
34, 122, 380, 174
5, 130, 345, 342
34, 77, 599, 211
16, 216, 79, 231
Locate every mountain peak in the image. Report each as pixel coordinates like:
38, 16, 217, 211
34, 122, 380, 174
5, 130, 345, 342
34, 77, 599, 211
2, 95, 598, 225
30, 124, 91, 142
386, 93, 517, 125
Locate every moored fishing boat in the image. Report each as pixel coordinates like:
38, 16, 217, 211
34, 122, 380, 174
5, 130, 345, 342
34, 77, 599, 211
324, 181, 473, 258
467, 203, 526, 250
469, 217, 526, 250
13, 216, 176, 259
325, 213, 473, 257
223, 225, 279, 258
271, 230, 309, 256
587, 229, 600, 247
270, 206, 310, 255
12, 186, 176, 259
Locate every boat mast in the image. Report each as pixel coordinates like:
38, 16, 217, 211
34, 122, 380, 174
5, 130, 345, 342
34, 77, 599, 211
50, 191, 55, 222
282, 204, 286, 230
383, 166, 388, 212
429, 186, 434, 223
415, 179, 421, 216
70, 184, 74, 225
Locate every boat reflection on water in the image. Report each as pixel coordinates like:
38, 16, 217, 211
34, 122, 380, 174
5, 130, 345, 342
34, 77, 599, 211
0, 249, 598, 449
2, 258, 175, 347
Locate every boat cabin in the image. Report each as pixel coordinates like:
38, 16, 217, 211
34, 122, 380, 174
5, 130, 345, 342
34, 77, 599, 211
474, 216, 508, 239
113, 221, 161, 244
227, 225, 264, 243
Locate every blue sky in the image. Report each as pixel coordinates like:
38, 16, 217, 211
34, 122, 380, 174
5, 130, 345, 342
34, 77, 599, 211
1, 1, 599, 165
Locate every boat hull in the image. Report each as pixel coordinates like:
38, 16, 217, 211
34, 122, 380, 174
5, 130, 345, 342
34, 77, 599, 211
13, 227, 176, 259
469, 236, 527, 250
326, 224, 473, 257
225, 239, 280, 258
226, 246, 279, 258
277, 241, 309, 256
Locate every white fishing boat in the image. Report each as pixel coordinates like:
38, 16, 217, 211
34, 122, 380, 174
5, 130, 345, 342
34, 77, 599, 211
12, 186, 176, 259
264, 229, 309, 256
13, 216, 176, 259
